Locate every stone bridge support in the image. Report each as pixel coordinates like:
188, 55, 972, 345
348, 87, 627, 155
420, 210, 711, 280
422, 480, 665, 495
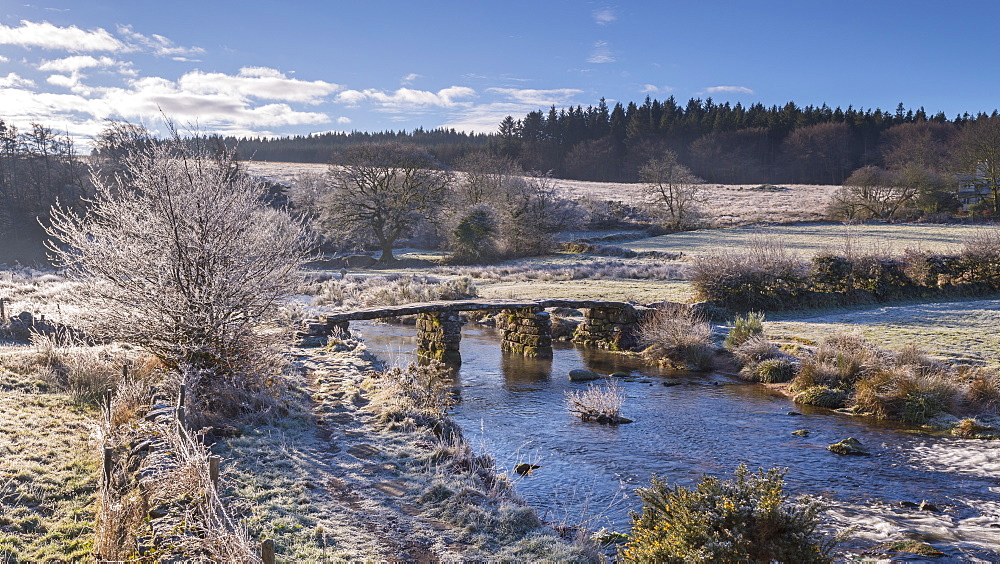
572, 305, 650, 351
497, 307, 553, 358
416, 311, 463, 364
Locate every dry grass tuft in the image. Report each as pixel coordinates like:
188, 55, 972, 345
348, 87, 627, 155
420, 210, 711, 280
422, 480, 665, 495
565, 378, 627, 423
639, 307, 714, 370
310, 274, 477, 310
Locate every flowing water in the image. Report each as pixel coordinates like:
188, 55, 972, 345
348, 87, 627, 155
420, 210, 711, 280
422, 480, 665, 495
355, 321, 1000, 561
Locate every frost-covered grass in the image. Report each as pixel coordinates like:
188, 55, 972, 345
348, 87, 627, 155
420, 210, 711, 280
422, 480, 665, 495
305, 273, 477, 310
244, 162, 837, 227
0, 267, 82, 327
625, 222, 982, 258
0, 349, 100, 561
766, 298, 1000, 366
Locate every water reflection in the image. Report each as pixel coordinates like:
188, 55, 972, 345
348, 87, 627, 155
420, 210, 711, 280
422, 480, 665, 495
500, 352, 552, 386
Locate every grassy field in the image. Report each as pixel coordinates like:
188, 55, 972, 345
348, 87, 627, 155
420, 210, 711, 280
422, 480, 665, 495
243, 161, 837, 227
765, 297, 1000, 367
0, 350, 97, 561
625, 222, 984, 257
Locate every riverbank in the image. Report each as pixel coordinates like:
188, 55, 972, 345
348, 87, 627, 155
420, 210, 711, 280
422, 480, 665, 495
213, 339, 595, 560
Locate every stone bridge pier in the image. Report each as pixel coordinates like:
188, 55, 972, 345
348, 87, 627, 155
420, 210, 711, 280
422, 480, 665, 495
497, 306, 553, 358
572, 304, 649, 351
416, 311, 463, 364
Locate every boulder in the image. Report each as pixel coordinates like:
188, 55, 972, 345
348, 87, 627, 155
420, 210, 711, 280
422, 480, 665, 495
569, 369, 601, 381
791, 429, 810, 436
514, 463, 541, 476
827, 437, 870, 455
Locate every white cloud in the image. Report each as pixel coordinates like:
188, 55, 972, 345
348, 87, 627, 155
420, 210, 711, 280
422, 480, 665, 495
588, 41, 615, 64
177, 67, 341, 104
0, 55, 7, 63
0, 20, 125, 52
441, 88, 586, 134
336, 116, 352, 124
705, 85, 754, 94
117, 25, 204, 58
641, 84, 674, 94
401, 73, 421, 85
45, 73, 79, 88
335, 86, 477, 111
487, 88, 583, 106
0, 72, 35, 88
38, 55, 130, 74
0, 70, 333, 139
593, 8, 617, 25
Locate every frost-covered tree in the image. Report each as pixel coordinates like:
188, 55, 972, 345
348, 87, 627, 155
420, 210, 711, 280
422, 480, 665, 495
324, 142, 451, 263
640, 150, 703, 230
46, 126, 312, 373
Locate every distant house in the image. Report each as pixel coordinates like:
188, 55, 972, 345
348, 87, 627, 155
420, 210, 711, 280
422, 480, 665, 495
956, 165, 995, 210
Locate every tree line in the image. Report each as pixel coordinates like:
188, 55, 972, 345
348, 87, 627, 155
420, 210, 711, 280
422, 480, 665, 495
215, 97, 1000, 186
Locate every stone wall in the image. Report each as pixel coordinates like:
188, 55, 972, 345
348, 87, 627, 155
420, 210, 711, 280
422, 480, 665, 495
416, 311, 463, 364
572, 304, 652, 351
497, 307, 553, 358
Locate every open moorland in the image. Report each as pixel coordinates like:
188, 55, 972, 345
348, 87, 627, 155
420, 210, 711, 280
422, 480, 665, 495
243, 161, 839, 227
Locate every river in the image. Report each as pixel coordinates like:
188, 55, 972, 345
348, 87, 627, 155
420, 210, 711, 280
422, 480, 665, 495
354, 321, 1000, 561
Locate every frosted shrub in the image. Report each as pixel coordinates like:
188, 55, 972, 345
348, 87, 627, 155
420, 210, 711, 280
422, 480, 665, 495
46, 125, 312, 417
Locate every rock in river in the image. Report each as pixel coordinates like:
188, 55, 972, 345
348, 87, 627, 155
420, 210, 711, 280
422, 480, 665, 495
569, 369, 600, 381
827, 437, 870, 455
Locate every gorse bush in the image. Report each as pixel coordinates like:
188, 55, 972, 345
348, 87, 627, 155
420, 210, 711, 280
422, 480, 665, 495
623, 465, 833, 563
724, 311, 765, 350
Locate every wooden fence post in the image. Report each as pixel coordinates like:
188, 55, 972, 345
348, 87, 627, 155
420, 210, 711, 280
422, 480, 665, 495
103, 447, 113, 486
105, 387, 113, 425
209, 456, 220, 490
176, 406, 185, 430
0, 297, 7, 321
178, 384, 186, 408
261, 538, 275, 564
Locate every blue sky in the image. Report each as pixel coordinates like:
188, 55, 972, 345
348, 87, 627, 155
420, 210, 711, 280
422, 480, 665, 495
1, 1, 998, 149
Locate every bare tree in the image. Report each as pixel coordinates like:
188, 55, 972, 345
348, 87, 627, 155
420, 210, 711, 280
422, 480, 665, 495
324, 142, 451, 263
640, 150, 703, 230
831, 166, 915, 220
453, 151, 521, 207
494, 172, 578, 256
45, 125, 312, 373
956, 116, 1000, 215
